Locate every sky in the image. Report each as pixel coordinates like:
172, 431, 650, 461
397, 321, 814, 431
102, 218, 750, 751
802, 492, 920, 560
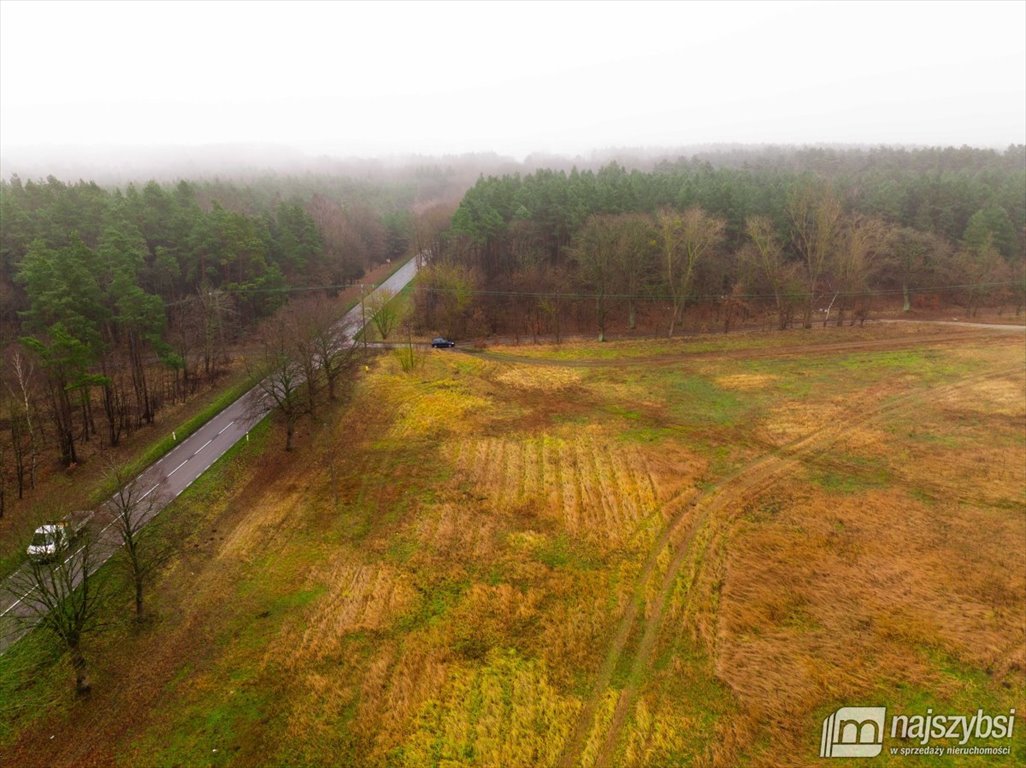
1, 0, 1024, 164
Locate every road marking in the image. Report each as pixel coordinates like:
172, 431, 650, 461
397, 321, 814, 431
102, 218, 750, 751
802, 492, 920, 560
140, 484, 160, 500
168, 458, 189, 477
217, 420, 235, 436
197, 438, 213, 453
0, 587, 35, 618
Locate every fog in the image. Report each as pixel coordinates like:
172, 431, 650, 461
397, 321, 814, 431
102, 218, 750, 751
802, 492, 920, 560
2, 0, 1023, 181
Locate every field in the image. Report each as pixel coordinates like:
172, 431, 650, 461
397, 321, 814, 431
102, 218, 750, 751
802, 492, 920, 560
1, 323, 1023, 767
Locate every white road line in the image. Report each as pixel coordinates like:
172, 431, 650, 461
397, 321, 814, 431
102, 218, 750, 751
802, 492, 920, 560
168, 458, 189, 477
217, 420, 235, 436
140, 484, 160, 500
0, 587, 35, 618
197, 438, 213, 453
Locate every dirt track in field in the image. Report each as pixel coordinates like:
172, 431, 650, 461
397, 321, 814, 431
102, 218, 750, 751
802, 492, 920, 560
466, 326, 1023, 371
552, 348, 1023, 767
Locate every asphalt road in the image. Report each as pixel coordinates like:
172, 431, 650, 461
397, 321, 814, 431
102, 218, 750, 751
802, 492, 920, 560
0, 256, 421, 655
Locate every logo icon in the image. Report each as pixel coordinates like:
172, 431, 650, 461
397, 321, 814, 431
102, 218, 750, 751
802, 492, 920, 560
820, 706, 886, 758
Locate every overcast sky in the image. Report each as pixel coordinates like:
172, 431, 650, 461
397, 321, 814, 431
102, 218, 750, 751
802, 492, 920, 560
1, 0, 1024, 162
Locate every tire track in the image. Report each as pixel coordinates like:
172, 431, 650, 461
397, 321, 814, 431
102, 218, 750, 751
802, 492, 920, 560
558, 364, 1022, 768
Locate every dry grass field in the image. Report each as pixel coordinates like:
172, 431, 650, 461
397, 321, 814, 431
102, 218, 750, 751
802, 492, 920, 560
1, 323, 1023, 767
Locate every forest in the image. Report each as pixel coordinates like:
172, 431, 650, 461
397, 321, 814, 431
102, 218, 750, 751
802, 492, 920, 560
0, 173, 428, 510
416, 145, 1025, 341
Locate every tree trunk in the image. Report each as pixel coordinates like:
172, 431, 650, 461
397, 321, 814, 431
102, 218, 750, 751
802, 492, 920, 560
101, 376, 120, 447
53, 380, 78, 466
902, 283, 911, 312
135, 579, 144, 618
71, 645, 91, 696
802, 299, 814, 329
772, 291, 788, 331
667, 300, 681, 338
326, 368, 337, 401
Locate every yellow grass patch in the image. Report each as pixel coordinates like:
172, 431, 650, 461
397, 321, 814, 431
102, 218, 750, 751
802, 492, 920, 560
496, 364, 584, 391
579, 689, 620, 768
934, 376, 1026, 418
622, 696, 700, 768
272, 563, 418, 668
537, 564, 637, 686
388, 388, 492, 439
714, 373, 779, 391
215, 486, 305, 561
757, 400, 848, 445
443, 429, 693, 549
353, 639, 453, 759
413, 499, 502, 562
400, 648, 579, 768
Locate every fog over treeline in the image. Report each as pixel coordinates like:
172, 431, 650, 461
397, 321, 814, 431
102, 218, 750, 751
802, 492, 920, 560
7, 141, 1018, 190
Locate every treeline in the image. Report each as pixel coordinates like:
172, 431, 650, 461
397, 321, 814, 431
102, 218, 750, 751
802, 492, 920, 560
0, 175, 414, 508
415, 146, 1025, 340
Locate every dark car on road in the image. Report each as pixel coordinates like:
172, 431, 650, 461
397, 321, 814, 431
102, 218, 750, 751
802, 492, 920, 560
431, 337, 456, 348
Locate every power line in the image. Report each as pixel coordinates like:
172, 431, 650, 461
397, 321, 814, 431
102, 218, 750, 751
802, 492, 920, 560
410, 281, 1023, 303
159, 278, 1022, 308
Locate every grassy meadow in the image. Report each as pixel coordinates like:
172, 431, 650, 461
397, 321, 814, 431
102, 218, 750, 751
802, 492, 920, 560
1, 324, 1023, 767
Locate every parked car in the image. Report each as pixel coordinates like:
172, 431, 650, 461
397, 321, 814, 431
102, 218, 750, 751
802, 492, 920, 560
431, 337, 456, 348
27, 510, 93, 563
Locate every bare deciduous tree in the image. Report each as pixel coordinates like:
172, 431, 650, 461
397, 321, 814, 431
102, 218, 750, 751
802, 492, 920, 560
104, 460, 167, 620
830, 216, 883, 326
251, 317, 306, 451
572, 216, 619, 342
368, 289, 403, 341
788, 182, 843, 328
949, 237, 1009, 318
612, 213, 657, 331
9, 534, 107, 696
743, 216, 800, 331
660, 207, 725, 337
306, 302, 358, 402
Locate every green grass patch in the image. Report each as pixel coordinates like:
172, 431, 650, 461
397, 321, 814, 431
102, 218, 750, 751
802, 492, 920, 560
387, 535, 419, 565
809, 455, 892, 494
126, 678, 274, 768
394, 578, 468, 634
669, 376, 746, 425
535, 534, 603, 571
0, 631, 69, 749
617, 425, 679, 443
605, 404, 642, 420
837, 348, 974, 382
